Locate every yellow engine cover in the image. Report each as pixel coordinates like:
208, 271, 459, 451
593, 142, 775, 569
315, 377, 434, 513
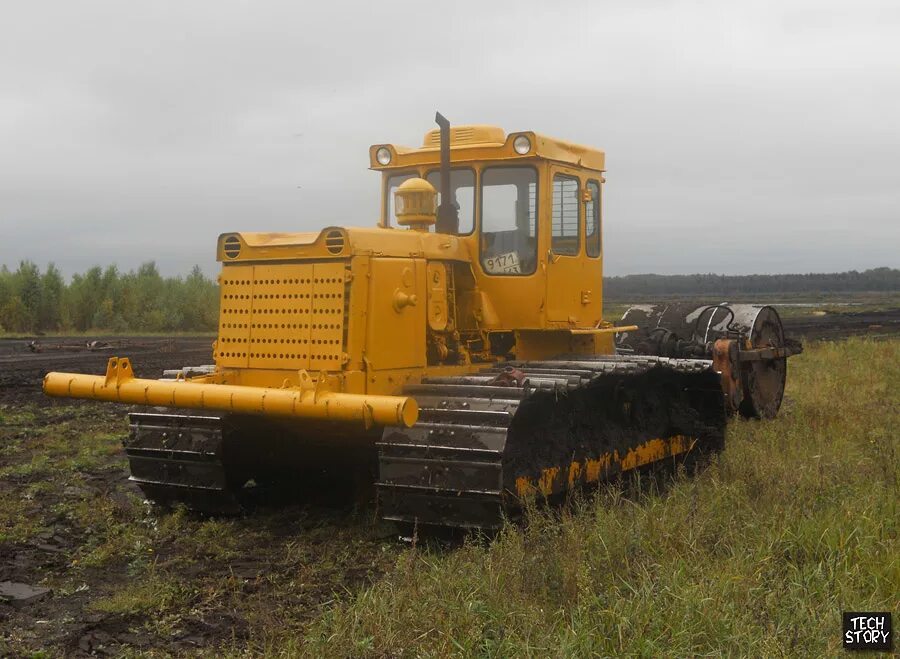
216, 262, 348, 372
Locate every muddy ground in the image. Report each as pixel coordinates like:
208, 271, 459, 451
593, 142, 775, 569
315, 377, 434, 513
1, 337, 401, 656
1, 308, 898, 656
776, 307, 900, 340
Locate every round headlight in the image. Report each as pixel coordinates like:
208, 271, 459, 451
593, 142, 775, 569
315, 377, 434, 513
376, 147, 392, 165
513, 135, 532, 155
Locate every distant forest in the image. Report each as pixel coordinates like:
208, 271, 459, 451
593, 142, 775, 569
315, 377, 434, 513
0, 262, 218, 334
0, 262, 897, 334
604, 267, 899, 299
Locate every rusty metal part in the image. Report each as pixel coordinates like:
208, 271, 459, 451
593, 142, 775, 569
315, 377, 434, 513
616, 303, 802, 419
43, 357, 418, 429
376, 355, 726, 530
488, 366, 528, 387
712, 339, 743, 415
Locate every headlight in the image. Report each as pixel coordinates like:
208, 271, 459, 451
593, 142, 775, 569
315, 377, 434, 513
376, 147, 392, 165
513, 135, 532, 155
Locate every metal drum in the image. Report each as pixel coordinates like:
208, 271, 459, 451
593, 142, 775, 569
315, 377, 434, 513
617, 303, 787, 418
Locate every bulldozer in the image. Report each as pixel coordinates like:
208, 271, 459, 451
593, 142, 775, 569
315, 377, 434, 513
43, 114, 801, 530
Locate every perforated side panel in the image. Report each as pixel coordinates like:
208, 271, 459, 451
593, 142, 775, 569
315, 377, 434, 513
217, 265, 253, 368
215, 262, 347, 372
309, 265, 346, 371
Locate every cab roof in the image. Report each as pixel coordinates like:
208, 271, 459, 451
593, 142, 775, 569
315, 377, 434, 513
369, 124, 605, 172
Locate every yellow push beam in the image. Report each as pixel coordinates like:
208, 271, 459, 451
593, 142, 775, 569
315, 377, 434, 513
43, 357, 418, 429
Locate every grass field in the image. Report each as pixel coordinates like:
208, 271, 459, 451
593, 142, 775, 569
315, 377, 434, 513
300, 338, 899, 657
1, 338, 897, 656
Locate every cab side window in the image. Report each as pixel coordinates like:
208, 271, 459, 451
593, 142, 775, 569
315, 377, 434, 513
551, 174, 580, 255
385, 172, 416, 226
585, 180, 601, 257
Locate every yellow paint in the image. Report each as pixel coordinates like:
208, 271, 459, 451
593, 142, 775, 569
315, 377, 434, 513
369, 125, 605, 172
584, 453, 613, 482
514, 436, 696, 498
365, 258, 426, 370
567, 461, 582, 488
394, 177, 437, 229
515, 476, 536, 497
425, 262, 449, 332
538, 467, 560, 496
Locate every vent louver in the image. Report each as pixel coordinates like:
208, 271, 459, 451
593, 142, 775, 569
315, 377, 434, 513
223, 235, 241, 259
324, 230, 345, 255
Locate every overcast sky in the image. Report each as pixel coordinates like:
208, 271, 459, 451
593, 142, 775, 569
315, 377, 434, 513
1, 0, 898, 278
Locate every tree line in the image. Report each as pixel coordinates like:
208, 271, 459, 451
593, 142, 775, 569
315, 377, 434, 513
0, 262, 218, 334
604, 267, 899, 299
2, 262, 896, 335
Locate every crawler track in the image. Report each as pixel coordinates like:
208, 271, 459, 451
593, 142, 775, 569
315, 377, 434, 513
120, 356, 728, 530
377, 355, 727, 530
125, 410, 243, 514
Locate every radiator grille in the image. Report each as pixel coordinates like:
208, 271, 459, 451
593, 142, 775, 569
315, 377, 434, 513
216, 262, 348, 371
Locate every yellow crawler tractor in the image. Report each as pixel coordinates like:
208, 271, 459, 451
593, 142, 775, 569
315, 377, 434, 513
44, 114, 801, 529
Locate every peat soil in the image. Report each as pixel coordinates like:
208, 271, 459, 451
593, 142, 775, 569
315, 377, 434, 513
0, 336, 215, 404
779, 307, 900, 340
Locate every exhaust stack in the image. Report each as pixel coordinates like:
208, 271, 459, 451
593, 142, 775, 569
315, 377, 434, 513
434, 111, 459, 235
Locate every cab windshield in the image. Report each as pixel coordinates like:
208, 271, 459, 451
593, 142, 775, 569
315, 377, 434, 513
384, 170, 475, 232
383, 166, 540, 277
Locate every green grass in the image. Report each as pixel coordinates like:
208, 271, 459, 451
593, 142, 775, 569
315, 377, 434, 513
294, 338, 899, 657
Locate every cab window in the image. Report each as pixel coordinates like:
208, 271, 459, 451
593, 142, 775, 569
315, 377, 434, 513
551, 174, 580, 255
425, 168, 475, 234
384, 172, 416, 226
585, 180, 601, 257
480, 167, 537, 275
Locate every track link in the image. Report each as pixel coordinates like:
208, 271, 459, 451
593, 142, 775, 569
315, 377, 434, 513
377, 355, 726, 530
125, 410, 243, 514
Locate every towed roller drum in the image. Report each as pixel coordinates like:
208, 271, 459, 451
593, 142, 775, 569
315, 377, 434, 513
616, 303, 787, 419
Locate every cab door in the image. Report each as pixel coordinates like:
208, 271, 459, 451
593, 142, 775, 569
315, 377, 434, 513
545, 168, 585, 323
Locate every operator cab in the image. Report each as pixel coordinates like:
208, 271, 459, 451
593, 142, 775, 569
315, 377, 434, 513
370, 116, 607, 330
370, 121, 604, 277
